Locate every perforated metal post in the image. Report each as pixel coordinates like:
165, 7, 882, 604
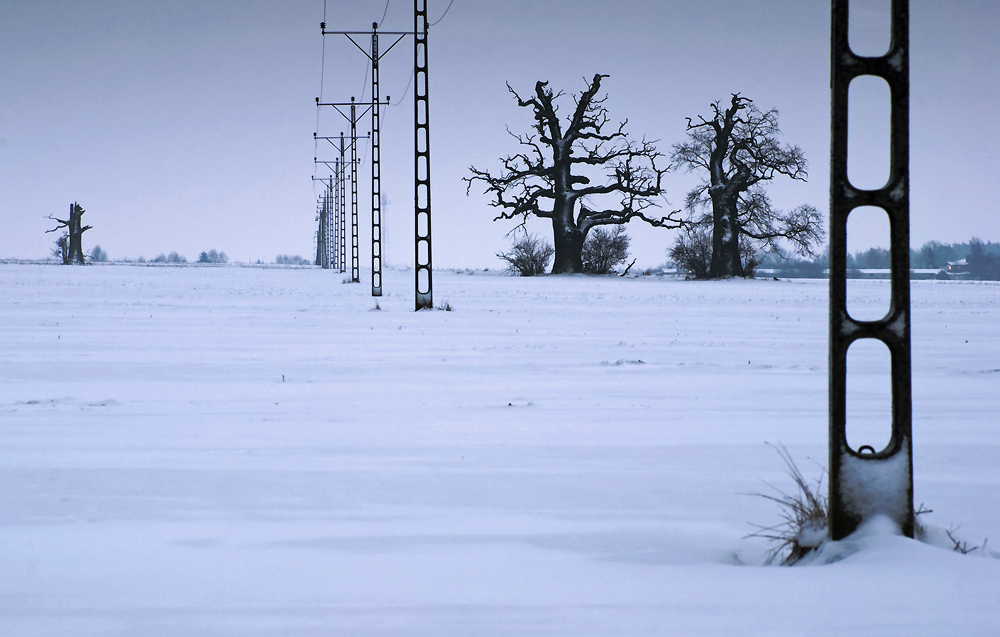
334, 175, 340, 268
414, 0, 433, 310
335, 157, 343, 273
371, 22, 384, 297
316, 190, 328, 268
338, 134, 347, 275
829, 0, 913, 540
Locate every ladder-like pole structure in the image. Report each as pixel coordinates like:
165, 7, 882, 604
315, 191, 327, 268
338, 137, 347, 273
331, 174, 340, 271
313, 177, 335, 269
371, 23, 384, 296
316, 105, 375, 279
413, 0, 433, 310
828, 0, 913, 540
340, 133, 354, 279
349, 108, 360, 282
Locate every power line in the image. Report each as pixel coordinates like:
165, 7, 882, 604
430, 0, 455, 26
392, 68, 414, 106
377, 0, 391, 27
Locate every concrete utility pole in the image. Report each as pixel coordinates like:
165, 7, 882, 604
828, 0, 914, 540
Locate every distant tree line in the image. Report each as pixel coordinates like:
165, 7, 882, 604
275, 254, 309, 265
198, 250, 228, 264
748, 238, 1000, 280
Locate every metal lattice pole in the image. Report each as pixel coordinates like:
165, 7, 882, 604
371, 23, 384, 297
331, 176, 339, 270
828, 0, 913, 540
414, 0, 433, 310
316, 193, 327, 268
339, 134, 348, 274
330, 158, 344, 272
350, 101, 360, 283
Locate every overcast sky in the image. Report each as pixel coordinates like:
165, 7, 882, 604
1, 0, 997, 268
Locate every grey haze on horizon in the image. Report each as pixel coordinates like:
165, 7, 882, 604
1, 0, 997, 268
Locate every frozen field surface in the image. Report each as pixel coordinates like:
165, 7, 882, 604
1, 264, 998, 636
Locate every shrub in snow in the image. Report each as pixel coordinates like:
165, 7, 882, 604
88, 245, 109, 262
51, 233, 71, 264
582, 225, 630, 274
497, 234, 554, 276
669, 226, 712, 279
670, 225, 763, 279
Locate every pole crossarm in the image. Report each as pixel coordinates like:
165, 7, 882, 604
324, 32, 410, 58
315, 132, 370, 161
316, 99, 383, 125
323, 30, 415, 35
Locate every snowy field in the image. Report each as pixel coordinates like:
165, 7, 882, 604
1, 263, 998, 636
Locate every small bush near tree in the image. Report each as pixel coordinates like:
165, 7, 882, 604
582, 226, 631, 274
740, 236, 763, 278
670, 225, 762, 279
89, 245, 108, 262
497, 234, 554, 276
51, 233, 71, 264
669, 226, 713, 279
198, 250, 228, 264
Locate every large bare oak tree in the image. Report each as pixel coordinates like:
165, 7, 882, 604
467, 74, 679, 273
671, 94, 823, 278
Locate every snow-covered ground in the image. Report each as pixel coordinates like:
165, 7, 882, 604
1, 264, 997, 636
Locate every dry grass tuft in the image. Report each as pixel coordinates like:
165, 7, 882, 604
747, 443, 828, 565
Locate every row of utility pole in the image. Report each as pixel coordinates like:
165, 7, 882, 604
309, 0, 918, 545
314, 1, 434, 310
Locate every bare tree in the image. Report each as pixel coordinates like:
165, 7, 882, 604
671, 94, 823, 278
46, 202, 92, 265
467, 74, 680, 274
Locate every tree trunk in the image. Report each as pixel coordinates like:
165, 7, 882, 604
709, 191, 726, 277
708, 190, 744, 278
551, 217, 584, 273
548, 172, 584, 273
69, 205, 84, 264
721, 196, 744, 277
